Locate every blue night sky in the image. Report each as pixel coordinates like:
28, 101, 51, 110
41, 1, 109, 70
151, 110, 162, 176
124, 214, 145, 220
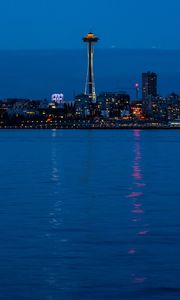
0, 0, 180, 49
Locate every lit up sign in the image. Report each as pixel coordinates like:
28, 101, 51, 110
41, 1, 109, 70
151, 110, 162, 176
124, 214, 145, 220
51, 93, 64, 104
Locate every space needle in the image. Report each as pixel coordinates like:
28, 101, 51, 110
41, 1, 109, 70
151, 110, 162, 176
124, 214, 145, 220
82, 32, 99, 103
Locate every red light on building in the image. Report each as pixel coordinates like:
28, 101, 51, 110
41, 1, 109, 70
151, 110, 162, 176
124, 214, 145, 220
131, 102, 143, 119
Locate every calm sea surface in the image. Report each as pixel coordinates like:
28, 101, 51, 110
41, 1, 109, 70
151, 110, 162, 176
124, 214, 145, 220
0, 129, 180, 300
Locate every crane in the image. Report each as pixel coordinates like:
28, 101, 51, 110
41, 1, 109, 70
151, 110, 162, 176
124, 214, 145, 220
117, 83, 142, 100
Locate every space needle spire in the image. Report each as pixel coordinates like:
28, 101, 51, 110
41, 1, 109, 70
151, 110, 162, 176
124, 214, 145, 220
82, 32, 99, 103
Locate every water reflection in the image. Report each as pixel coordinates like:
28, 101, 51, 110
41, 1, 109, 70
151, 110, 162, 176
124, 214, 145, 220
127, 129, 149, 285
45, 130, 65, 291
49, 129, 63, 229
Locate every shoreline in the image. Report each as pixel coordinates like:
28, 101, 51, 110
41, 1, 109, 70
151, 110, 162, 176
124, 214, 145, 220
0, 125, 179, 130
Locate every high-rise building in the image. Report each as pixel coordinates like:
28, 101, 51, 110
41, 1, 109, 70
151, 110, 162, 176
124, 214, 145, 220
82, 33, 99, 103
142, 72, 157, 100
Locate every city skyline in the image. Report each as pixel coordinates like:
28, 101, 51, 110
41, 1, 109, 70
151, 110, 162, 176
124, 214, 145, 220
1, 2, 180, 300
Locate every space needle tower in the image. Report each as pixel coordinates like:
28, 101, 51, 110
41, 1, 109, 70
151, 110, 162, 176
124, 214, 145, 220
82, 32, 99, 103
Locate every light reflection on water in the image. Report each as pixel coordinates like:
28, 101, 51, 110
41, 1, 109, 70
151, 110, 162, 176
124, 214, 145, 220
0, 130, 180, 299
127, 130, 149, 286
50, 129, 63, 229
45, 130, 67, 290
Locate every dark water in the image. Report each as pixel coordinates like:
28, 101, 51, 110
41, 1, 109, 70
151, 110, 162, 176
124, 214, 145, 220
0, 49, 180, 99
0, 129, 180, 299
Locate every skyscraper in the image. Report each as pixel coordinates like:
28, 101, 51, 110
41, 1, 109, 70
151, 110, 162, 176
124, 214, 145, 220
142, 72, 157, 100
82, 33, 99, 103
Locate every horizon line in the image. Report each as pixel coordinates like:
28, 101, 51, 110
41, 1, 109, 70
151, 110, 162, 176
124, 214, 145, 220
0, 47, 180, 51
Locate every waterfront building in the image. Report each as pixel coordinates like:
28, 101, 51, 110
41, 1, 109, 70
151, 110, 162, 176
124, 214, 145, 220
5, 99, 41, 118
166, 93, 180, 120
143, 93, 180, 121
130, 101, 144, 119
155, 96, 169, 121
97, 92, 130, 118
